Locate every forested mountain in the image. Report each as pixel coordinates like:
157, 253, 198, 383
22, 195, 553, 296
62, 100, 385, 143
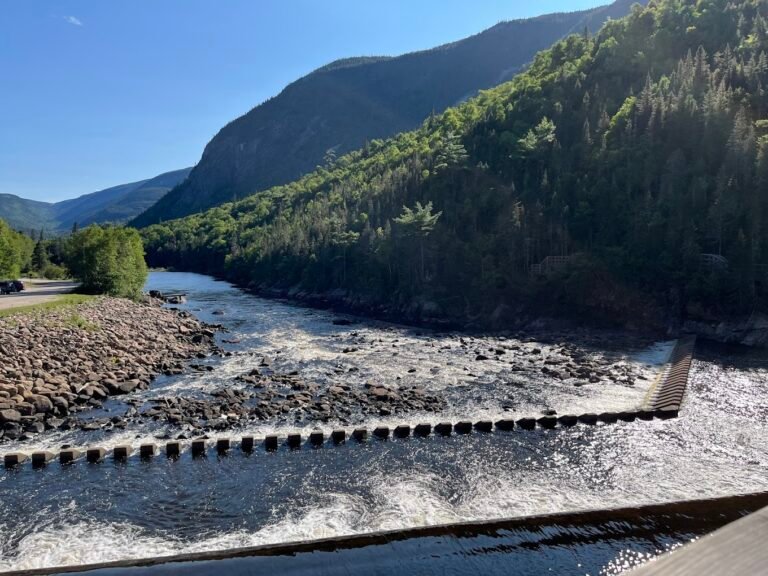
142, 0, 768, 329
131, 0, 641, 227
0, 168, 191, 234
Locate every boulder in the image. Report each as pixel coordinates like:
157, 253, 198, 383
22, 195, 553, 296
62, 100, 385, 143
30, 395, 54, 414
0, 409, 22, 424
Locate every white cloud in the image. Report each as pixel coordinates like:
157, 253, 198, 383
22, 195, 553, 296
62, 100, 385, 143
64, 15, 83, 27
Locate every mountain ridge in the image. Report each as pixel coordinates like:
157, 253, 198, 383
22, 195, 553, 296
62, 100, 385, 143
0, 168, 191, 234
131, 0, 642, 227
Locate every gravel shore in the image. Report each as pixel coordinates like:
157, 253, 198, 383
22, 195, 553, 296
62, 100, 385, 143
0, 297, 218, 443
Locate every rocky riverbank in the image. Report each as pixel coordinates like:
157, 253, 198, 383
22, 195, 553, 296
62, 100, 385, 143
0, 297, 219, 443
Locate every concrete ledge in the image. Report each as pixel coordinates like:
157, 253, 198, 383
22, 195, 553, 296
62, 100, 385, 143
645, 336, 696, 412
6, 492, 766, 576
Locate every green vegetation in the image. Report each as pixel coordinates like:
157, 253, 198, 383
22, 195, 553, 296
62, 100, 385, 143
0, 219, 33, 278
0, 294, 95, 319
1, 216, 148, 299
130, 0, 637, 227
141, 0, 768, 326
65, 313, 100, 331
66, 226, 148, 299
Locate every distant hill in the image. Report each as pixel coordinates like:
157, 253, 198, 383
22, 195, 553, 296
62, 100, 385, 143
0, 168, 191, 235
131, 0, 641, 227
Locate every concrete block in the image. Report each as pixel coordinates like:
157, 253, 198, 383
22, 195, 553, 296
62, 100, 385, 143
516, 417, 537, 430
373, 426, 390, 439
598, 412, 619, 424
31, 452, 55, 468
165, 442, 181, 458
191, 439, 207, 457
537, 416, 558, 429
241, 436, 255, 452
216, 438, 231, 454
494, 419, 515, 431
139, 444, 156, 458
577, 413, 598, 425
331, 430, 346, 444
309, 431, 324, 447
59, 449, 82, 464
4, 453, 28, 467
113, 445, 132, 461
265, 435, 279, 452
474, 421, 493, 433
454, 421, 472, 434
394, 425, 411, 438
352, 429, 368, 442
434, 422, 452, 436
287, 433, 302, 449
86, 447, 106, 463
617, 411, 637, 422
557, 415, 578, 427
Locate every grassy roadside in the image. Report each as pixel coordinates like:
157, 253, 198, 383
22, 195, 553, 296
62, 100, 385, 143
0, 294, 96, 319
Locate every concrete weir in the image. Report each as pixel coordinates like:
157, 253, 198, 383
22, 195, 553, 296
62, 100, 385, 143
4, 492, 766, 576
1, 337, 696, 471
2, 407, 682, 470
644, 335, 696, 413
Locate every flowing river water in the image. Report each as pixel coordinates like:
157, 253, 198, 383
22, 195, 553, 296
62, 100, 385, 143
0, 272, 767, 573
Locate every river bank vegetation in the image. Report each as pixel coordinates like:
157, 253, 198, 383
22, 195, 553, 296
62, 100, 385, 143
139, 0, 768, 329
0, 219, 148, 299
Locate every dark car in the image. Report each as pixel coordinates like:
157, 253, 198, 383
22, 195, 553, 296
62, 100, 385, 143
0, 281, 17, 295
11, 280, 25, 292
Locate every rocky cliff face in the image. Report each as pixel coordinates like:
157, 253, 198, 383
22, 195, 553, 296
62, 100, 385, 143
131, 0, 642, 227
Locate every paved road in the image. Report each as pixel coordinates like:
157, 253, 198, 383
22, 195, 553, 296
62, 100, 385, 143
0, 279, 79, 311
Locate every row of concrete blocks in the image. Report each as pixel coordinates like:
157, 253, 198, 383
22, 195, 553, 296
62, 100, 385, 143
2, 407, 679, 469
647, 337, 696, 411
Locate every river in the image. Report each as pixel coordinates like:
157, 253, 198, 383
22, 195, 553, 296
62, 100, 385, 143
0, 272, 766, 573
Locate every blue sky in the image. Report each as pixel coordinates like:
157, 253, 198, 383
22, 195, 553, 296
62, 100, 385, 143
0, 1, 606, 202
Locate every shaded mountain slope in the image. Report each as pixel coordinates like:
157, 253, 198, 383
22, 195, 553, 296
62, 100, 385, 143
132, 0, 641, 226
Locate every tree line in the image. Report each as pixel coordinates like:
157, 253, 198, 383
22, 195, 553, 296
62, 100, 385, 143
140, 0, 768, 327
0, 219, 147, 300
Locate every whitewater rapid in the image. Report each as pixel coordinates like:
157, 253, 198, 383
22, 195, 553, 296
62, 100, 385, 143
0, 273, 766, 574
